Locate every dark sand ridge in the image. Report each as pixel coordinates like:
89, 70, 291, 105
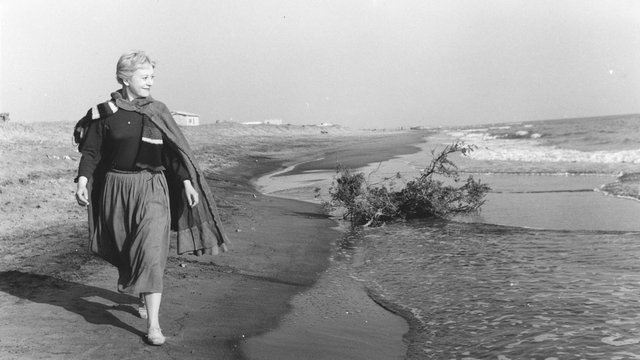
276, 134, 429, 177
0, 122, 426, 359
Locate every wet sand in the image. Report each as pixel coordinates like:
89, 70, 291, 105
243, 133, 427, 359
0, 121, 425, 359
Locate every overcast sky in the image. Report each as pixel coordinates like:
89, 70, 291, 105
1, 0, 639, 128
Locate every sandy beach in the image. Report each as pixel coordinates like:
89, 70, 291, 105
0, 121, 425, 359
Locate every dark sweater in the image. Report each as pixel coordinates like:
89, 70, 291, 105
77, 109, 189, 182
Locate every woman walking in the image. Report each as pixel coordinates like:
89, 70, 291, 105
75, 51, 228, 345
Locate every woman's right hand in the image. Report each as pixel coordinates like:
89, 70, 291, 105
76, 176, 90, 206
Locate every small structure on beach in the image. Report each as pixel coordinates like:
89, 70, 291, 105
263, 118, 283, 125
242, 119, 284, 125
171, 111, 200, 126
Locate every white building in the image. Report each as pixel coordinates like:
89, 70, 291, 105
242, 119, 284, 125
263, 118, 283, 125
172, 111, 200, 126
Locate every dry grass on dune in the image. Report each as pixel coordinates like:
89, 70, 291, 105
0, 122, 87, 269
0, 121, 79, 181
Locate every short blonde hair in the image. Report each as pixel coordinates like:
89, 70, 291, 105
116, 51, 156, 85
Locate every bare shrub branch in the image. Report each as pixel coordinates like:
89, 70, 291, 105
322, 141, 491, 227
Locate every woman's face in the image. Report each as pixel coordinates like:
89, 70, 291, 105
124, 63, 154, 100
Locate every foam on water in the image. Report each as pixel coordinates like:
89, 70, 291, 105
440, 115, 640, 168
445, 129, 640, 165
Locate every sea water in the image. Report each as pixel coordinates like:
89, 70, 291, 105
257, 114, 640, 359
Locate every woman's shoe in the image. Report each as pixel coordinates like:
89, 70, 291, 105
147, 327, 166, 346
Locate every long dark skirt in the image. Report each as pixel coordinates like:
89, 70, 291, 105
97, 170, 170, 295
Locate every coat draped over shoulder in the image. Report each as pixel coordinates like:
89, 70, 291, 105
83, 92, 229, 257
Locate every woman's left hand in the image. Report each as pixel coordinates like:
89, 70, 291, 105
183, 180, 199, 207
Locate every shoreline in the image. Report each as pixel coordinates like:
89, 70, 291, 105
172, 128, 423, 359
242, 131, 429, 359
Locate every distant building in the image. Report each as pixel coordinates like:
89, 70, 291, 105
172, 111, 200, 126
241, 119, 284, 125
318, 122, 334, 127
263, 118, 283, 125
